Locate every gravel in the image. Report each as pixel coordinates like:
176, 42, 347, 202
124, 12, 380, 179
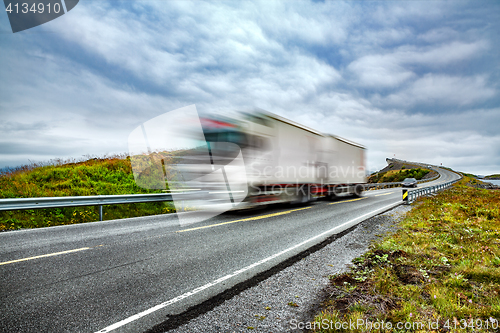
171, 204, 413, 333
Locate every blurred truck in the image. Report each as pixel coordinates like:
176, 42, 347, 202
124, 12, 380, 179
199, 109, 366, 208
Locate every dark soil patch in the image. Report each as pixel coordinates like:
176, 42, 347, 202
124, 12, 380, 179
325, 281, 399, 316
329, 273, 357, 286
427, 265, 451, 275
393, 264, 424, 284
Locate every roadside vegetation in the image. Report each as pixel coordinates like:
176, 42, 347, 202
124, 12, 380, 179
462, 173, 500, 181
0, 155, 175, 231
313, 175, 500, 332
368, 168, 430, 184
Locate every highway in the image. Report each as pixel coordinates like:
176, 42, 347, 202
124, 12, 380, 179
0, 167, 460, 333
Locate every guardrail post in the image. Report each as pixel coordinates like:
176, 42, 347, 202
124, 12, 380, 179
98, 205, 103, 221
402, 189, 409, 204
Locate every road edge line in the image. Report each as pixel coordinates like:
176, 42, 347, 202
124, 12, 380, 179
95, 200, 402, 333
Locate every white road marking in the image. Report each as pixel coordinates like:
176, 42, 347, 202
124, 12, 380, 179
95, 201, 400, 333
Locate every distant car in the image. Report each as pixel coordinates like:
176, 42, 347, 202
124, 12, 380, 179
402, 178, 417, 188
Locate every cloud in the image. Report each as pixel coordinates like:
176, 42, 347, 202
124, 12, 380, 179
0, 0, 499, 176
418, 27, 459, 43
398, 41, 489, 67
369, 1, 450, 27
358, 28, 414, 47
347, 55, 416, 88
347, 40, 488, 88
48, 0, 343, 105
381, 74, 495, 107
0, 121, 50, 133
386, 132, 500, 176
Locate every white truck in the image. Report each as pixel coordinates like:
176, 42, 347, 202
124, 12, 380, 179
200, 109, 366, 207
129, 107, 366, 213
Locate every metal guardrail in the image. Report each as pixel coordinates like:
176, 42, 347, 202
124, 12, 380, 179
0, 192, 206, 221
402, 176, 462, 204
0, 163, 459, 221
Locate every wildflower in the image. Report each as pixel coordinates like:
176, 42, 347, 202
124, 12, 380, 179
409, 313, 412, 317
469, 299, 472, 303
434, 295, 437, 299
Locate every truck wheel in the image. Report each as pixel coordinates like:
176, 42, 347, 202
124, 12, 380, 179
352, 184, 364, 197
327, 185, 342, 201
327, 189, 338, 201
293, 185, 313, 204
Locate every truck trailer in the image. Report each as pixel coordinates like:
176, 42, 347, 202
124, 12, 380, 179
199, 109, 367, 208
129, 107, 366, 213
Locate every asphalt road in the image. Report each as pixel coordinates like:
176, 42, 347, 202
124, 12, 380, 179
0, 167, 460, 333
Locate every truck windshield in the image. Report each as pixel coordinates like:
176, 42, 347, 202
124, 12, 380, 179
204, 130, 248, 147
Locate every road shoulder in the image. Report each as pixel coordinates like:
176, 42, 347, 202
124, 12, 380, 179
173, 205, 413, 332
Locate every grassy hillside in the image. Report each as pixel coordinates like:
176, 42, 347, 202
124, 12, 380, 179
313, 176, 500, 331
462, 172, 477, 178
0, 156, 175, 231
368, 168, 430, 183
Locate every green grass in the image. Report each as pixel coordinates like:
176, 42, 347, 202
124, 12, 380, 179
462, 173, 477, 178
369, 168, 430, 184
485, 174, 500, 179
313, 176, 500, 332
0, 155, 175, 231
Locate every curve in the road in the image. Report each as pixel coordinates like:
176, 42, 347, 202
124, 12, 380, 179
0, 165, 461, 333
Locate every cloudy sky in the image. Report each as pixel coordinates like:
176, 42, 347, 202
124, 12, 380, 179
1, 0, 499, 175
